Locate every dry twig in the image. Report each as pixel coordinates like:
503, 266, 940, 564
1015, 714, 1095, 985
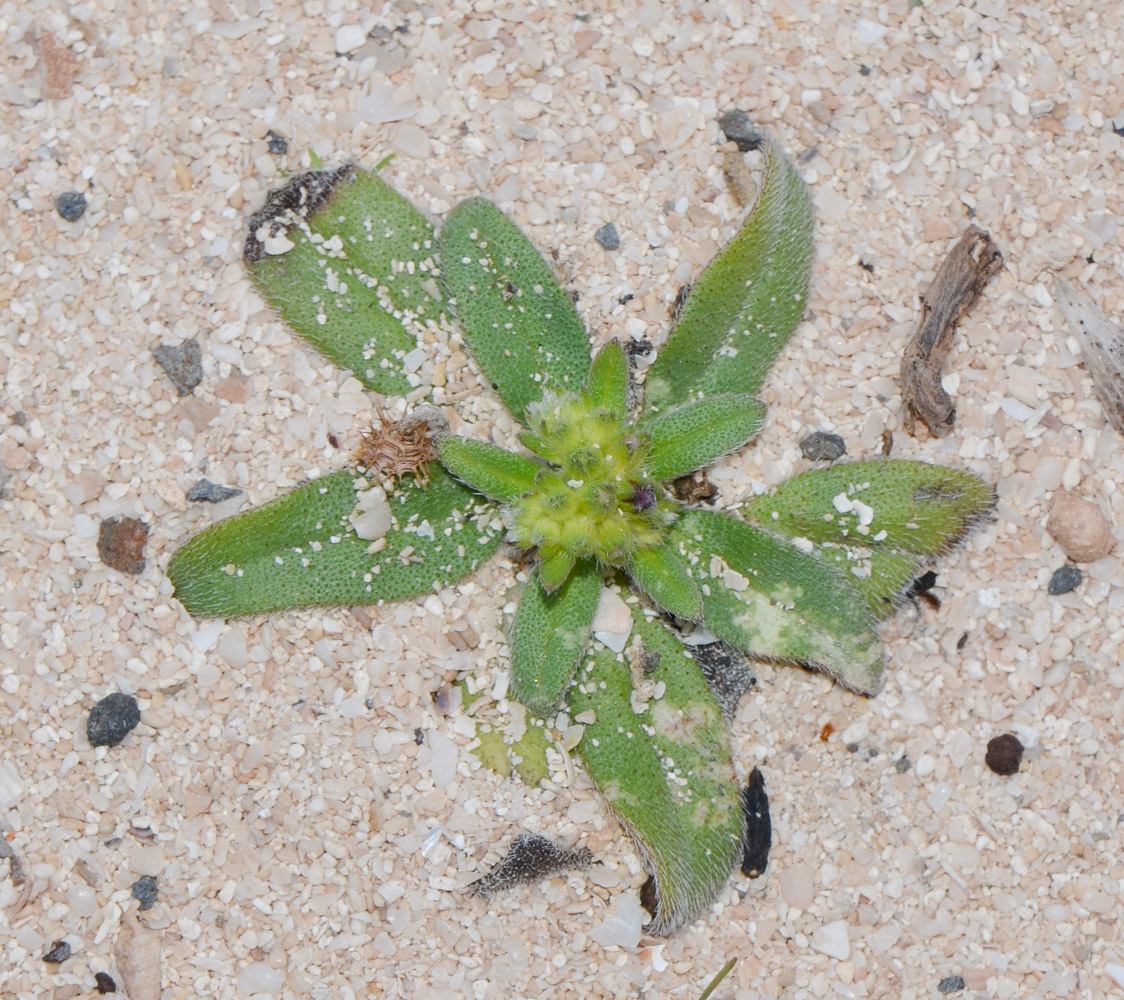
900, 226, 1004, 436
1054, 281, 1124, 435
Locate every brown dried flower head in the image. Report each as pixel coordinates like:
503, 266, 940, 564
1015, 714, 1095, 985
353, 407, 438, 485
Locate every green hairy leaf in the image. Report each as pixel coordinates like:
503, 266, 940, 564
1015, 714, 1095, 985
436, 435, 540, 503
510, 561, 601, 717
626, 541, 703, 622
643, 394, 767, 481
645, 139, 814, 412
244, 166, 447, 396
669, 509, 885, 694
168, 466, 504, 617
743, 460, 995, 617
440, 197, 591, 422
587, 340, 629, 421
570, 604, 743, 936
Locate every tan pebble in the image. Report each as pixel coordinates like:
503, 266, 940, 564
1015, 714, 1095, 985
1046, 494, 1116, 562
115, 911, 161, 1000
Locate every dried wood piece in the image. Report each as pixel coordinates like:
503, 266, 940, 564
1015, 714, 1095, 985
1054, 281, 1124, 435
900, 226, 1004, 437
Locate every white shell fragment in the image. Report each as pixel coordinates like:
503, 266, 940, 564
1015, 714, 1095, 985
591, 587, 632, 653
1055, 281, 1124, 435
114, 912, 161, 1000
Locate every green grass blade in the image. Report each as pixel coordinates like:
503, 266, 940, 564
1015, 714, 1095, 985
743, 460, 995, 617
569, 605, 743, 936
645, 139, 813, 412
168, 467, 503, 617
439, 197, 591, 423
510, 560, 601, 716
643, 394, 767, 481
669, 509, 885, 694
436, 435, 540, 502
245, 167, 447, 396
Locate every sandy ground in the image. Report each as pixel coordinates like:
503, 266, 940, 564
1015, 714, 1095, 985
3, 1, 1124, 998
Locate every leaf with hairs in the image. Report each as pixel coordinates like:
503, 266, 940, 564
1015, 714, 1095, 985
168, 467, 503, 617
245, 166, 447, 396
440, 197, 591, 423
569, 604, 743, 935
643, 394, 767, 481
645, 139, 813, 412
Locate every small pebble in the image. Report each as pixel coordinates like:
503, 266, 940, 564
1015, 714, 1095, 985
594, 222, 620, 251
152, 339, 203, 396
131, 875, 158, 911
1047, 565, 1082, 596
1045, 494, 1116, 562
938, 975, 966, 994
115, 912, 161, 1000
98, 517, 148, 575
334, 23, 367, 53
186, 479, 242, 503
895, 755, 911, 773
44, 940, 72, 964
512, 123, 538, 141
265, 130, 288, 155
718, 109, 764, 151
94, 972, 117, 994
87, 693, 141, 748
800, 431, 846, 461
55, 191, 88, 222
985, 733, 1024, 776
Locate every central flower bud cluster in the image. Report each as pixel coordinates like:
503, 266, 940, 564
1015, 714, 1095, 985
510, 392, 674, 567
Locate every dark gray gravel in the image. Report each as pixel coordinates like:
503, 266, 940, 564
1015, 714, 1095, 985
87, 693, 141, 748
593, 222, 620, 250
800, 431, 846, 461
56, 191, 88, 221
131, 875, 159, 910
718, 109, 764, 151
937, 975, 966, 993
265, 130, 288, 154
43, 940, 71, 964
186, 479, 242, 503
153, 339, 203, 395
1047, 565, 1082, 595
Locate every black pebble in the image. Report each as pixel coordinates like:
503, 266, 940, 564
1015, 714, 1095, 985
153, 339, 203, 395
740, 766, 771, 878
985, 733, 1024, 776
800, 431, 846, 462
94, 971, 118, 993
895, 755, 911, 773
87, 693, 141, 748
43, 939, 71, 964
593, 222, 620, 251
56, 191, 88, 222
938, 975, 966, 994
265, 130, 288, 154
131, 874, 159, 910
186, 479, 243, 503
1047, 565, 1082, 596
718, 109, 764, 152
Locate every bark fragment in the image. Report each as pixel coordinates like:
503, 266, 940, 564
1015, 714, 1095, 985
900, 226, 1003, 436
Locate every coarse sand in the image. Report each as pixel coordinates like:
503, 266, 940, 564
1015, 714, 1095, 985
2, 1, 1124, 998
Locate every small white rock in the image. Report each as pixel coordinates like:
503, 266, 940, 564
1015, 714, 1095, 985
592, 588, 632, 653
237, 961, 284, 996
334, 24, 367, 54
589, 892, 645, 950
810, 919, 851, 960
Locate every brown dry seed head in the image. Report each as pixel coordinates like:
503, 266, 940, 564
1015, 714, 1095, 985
353, 408, 437, 485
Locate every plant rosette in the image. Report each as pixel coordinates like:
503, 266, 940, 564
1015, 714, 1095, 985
168, 135, 994, 935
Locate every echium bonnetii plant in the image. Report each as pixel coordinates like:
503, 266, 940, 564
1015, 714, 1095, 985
168, 132, 994, 935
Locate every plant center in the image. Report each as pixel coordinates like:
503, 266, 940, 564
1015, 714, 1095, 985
510, 392, 675, 567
